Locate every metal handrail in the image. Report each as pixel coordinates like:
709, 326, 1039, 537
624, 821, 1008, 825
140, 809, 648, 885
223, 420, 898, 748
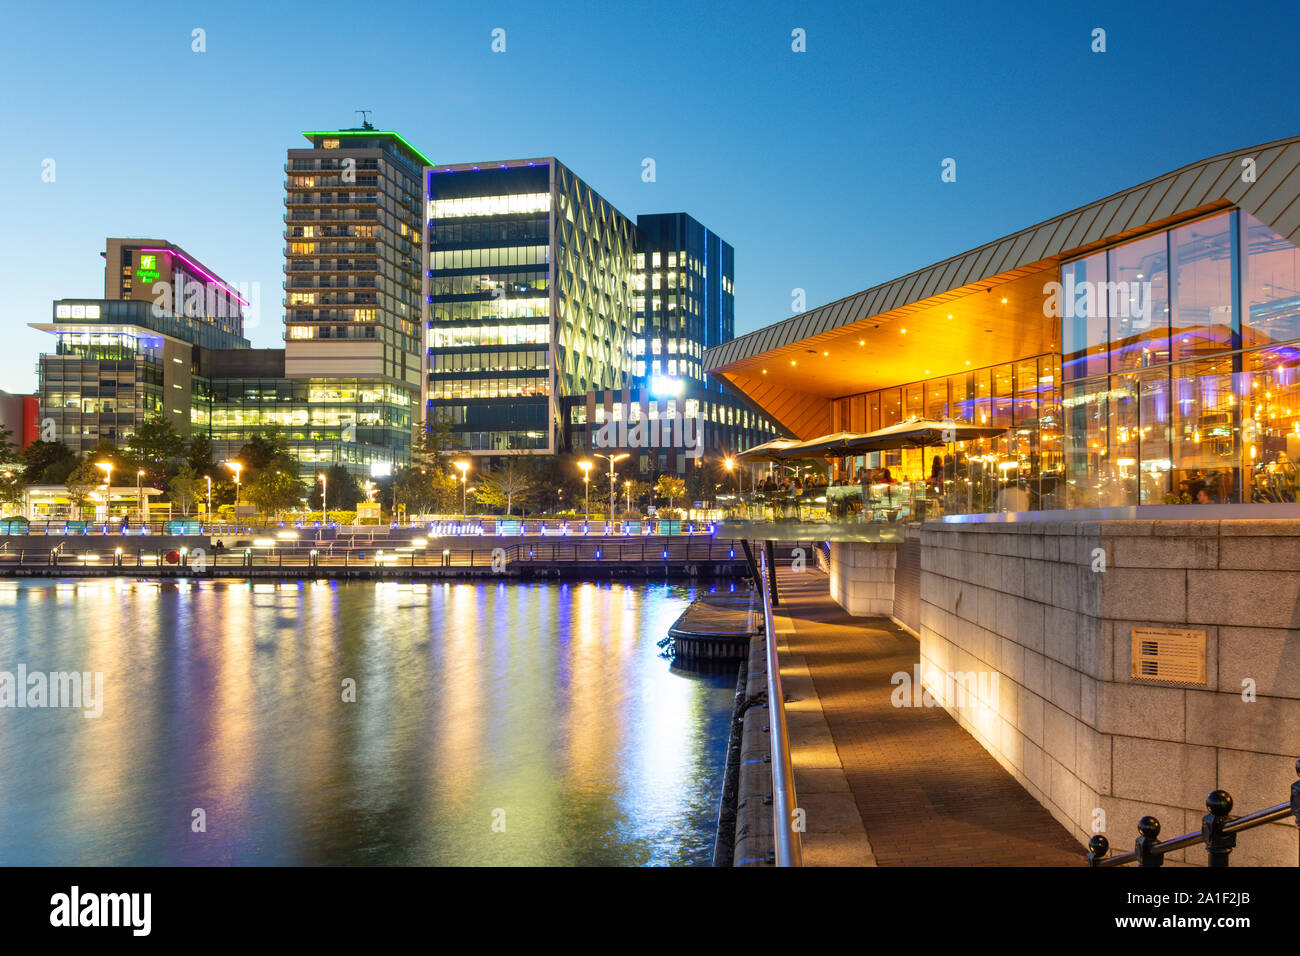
756, 544, 803, 867
1088, 759, 1300, 867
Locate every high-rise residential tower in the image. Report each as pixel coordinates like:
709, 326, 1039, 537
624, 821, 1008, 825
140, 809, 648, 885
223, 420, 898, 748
284, 126, 428, 392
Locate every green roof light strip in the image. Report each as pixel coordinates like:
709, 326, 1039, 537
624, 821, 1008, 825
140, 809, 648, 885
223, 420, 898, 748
300, 130, 434, 167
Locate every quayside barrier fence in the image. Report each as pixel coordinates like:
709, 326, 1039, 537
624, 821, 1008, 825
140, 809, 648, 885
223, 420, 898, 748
0, 538, 812, 571
755, 544, 803, 867
1087, 758, 1300, 866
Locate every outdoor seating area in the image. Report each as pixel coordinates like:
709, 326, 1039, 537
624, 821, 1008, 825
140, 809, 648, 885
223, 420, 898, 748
720, 417, 1044, 529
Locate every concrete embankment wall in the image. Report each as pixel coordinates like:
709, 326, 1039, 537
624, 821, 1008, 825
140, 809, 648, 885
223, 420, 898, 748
829, 520, 1300, 866
726, 633, 776, 866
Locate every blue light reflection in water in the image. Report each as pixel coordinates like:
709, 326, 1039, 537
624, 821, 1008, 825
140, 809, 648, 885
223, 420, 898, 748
0, 578, 736, 866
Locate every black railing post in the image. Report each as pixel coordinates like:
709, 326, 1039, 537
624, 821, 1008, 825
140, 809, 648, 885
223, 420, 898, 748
1135, 816, 1163, 867
1087, 835, 1109, 867
1292, 759, 1300, 867
1201, 790, 1236, 867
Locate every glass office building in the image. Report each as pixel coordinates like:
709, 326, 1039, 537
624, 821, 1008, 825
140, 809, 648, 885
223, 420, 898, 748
195, 373, 411, 477
33, 298, 250, 454
566, 213, 780, 477
424, 159, 638, 456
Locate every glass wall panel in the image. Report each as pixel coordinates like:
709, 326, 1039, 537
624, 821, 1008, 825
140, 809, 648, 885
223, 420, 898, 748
1239, 346, 1300, 501
1170, 357, 1239, 502
1063, 379, 1107, 508
1039, 355, 1064, 507
868, 392, 880, 431
1109, 232, 1170, 370
947, 373, 971, 423
1014, 358, 1039, 425
991, 363, 1013, 426
880, 388, 901, 427
1137, 368, 1171, 504
973, 368, 992, 426
1108, 372, 1140, 506
1170, 212, 1236, 362
1062, 252, 1109, 381
904, 383, 923, 421
1241, 212, 1300, 350
925, 379, 948, 421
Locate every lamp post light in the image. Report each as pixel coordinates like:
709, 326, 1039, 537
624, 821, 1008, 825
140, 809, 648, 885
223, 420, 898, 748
454, 460, 470, 520
624, 478, 632, 514
318, 472, 328, 520
205, 474, 212, 520
136, 469, 145, 524
224, 461, 243, 508
94, 462, 113, 521
578, 460, 593, 523
593, 453, 627, 525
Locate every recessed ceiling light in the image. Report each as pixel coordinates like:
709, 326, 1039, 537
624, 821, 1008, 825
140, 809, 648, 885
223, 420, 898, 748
900, 329, 907, 334
823, 351, 828, 356
1001, 298, 1008, 304
858, 340, 865, 345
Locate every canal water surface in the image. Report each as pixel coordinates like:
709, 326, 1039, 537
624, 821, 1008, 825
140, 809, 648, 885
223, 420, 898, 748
0, 578, 736, 865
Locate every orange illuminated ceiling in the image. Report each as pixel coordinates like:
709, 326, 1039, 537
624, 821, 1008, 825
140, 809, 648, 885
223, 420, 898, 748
707, 134, 1300, 439
725, 267, 1057, 400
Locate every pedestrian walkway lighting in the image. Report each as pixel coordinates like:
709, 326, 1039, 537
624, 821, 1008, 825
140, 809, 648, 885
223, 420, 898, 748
454, 460, 470, 517
594, 453, 627, 523
224, 461, 243, 507
579, 460, 593, 520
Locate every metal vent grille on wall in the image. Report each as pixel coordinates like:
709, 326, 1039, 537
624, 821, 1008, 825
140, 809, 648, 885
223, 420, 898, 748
1129, 627, 1208, 686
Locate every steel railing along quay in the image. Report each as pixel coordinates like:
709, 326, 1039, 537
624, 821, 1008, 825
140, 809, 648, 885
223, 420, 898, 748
1087, 759, 1300, 867
756, 545, 803, 867
0, 537, 808, 571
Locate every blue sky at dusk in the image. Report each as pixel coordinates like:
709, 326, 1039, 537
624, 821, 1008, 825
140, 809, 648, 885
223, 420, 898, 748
0, 0, 1296, 393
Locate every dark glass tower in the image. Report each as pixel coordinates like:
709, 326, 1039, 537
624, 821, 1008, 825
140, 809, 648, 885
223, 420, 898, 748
423, 159, 637, 456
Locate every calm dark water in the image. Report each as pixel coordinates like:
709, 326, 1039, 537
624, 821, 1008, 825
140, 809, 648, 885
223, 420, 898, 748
0, 577, 737, 866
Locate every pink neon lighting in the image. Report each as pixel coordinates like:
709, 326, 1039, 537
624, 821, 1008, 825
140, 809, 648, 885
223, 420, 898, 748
140, 248, 250, 306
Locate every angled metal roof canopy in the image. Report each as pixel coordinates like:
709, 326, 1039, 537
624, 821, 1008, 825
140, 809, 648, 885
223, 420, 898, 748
706, 135, 1300, 438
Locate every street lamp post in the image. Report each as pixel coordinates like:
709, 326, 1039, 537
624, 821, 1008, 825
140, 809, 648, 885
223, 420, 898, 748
624, 479, 631, 514
205, 475, 212, 521
593, 453, 627, 525
318, 472, 328, 519
224, 461, 244, 510
454, 460, 470, 520
94, 461, 113, 522
136, 469, 145, 524
578, 460, 592, 523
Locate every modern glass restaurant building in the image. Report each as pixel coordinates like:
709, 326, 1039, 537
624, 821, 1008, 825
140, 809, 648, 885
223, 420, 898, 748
705, 136, 1300, 515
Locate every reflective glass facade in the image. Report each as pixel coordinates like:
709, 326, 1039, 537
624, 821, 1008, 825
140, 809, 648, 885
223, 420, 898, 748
832, 355, 1063, 511
196, 377, 411, 477
36, 298, 250, 454
424, 160, 637, 454
1062, 211, 1300, 505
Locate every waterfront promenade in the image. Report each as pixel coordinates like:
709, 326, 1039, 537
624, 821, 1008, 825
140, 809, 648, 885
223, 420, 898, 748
773, 566, 1084, 866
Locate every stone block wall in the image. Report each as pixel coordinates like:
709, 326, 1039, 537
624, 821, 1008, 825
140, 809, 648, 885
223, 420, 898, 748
915, 518, 1299, 865
828, 541, 896, 617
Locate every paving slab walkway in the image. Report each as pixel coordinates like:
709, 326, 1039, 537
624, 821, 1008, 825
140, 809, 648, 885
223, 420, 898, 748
773, 566, 1085, 866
